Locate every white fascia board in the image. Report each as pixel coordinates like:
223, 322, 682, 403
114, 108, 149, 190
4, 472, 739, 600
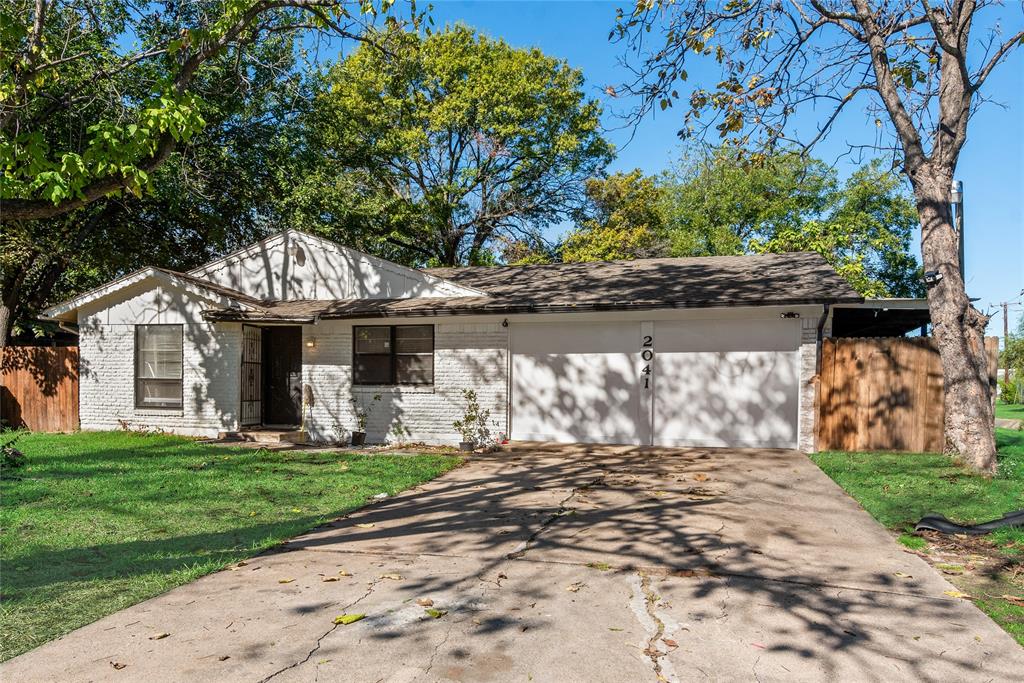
40, 268, 260, 321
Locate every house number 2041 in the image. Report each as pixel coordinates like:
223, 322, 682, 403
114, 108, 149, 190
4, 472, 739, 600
641, 334, 653, 389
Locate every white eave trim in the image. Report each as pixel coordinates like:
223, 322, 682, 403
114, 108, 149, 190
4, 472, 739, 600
40, 268, 261, 321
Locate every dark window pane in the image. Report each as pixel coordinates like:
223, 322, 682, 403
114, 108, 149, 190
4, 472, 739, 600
396, 354, 433, 385
354, 355, 392, 384
355, 327, 391, 354
395, 326, 433, 354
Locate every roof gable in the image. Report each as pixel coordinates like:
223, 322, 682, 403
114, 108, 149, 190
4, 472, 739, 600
188, 229, 483, 301
41, 267, 261, 322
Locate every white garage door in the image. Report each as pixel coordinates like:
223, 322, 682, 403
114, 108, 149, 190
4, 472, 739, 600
510, 323, 643, 444
653, 319, 800, 449
510, 318, 801, 448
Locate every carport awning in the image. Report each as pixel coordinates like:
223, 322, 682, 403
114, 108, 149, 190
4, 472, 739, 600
831, 299, 931, 338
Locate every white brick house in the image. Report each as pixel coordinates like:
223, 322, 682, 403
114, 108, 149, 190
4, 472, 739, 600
43, 229, 861, 450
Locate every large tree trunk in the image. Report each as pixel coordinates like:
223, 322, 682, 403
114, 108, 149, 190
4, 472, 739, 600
913, 168, 996, 474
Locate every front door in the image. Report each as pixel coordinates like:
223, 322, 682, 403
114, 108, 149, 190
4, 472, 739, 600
263, 326, 302, 426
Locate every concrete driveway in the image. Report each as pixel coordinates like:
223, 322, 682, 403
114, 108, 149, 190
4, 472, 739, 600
4, 444, 1022, 682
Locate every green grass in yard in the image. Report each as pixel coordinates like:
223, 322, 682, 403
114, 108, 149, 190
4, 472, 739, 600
812, 428, 1024, 645
995, 402, 1024, 421
0, 431, 461, 660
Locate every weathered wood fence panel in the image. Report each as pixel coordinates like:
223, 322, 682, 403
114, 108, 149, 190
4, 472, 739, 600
817, 337, 998, 453
1, 346, 79, 432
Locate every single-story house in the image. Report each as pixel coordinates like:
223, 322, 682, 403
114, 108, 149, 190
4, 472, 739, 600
42, 229, 864, 450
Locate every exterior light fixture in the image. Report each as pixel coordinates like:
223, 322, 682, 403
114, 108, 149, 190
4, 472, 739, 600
923, 270, 943, 287
305, 337, 317, 349
780, 312, 800, 319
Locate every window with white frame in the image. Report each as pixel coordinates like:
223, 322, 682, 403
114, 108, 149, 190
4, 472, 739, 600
135, 325, 183, 408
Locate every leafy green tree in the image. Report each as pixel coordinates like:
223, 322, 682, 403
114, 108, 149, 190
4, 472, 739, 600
1, 14, 306, 343
662, 148, 923, 298
561, 170, 667, 263
0, 0, 389, 224
297, 24, 612, 266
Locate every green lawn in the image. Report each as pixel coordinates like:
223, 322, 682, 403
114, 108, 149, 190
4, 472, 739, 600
0, 431, 461, 660
812, 428, 1024, 644
996, 402, 1024, 421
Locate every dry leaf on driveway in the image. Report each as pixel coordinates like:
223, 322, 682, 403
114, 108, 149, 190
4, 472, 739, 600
355, 523, 375, 529
416, 598, 434, 607
278, 578, 295, 584
148, 633, 170, 640
333, 614, 365, 625
380, 573, 402, 581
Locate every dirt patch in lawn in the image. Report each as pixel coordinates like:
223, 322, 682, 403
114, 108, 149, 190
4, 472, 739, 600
904, 531, 1024, 643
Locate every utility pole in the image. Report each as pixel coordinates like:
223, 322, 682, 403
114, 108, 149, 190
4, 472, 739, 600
951, 180, 964, 278
1005, 301, 1011, 388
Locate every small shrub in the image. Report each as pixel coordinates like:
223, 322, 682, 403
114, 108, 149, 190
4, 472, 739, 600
1, 431, 26, 470
452, 389, 492, 446
998, 378, 1021, 405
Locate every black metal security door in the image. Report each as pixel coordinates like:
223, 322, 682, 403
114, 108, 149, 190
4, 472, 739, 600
263, 326, 302, 426
240, 325, 262, 426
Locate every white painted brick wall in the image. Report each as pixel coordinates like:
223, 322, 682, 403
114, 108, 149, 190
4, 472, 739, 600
797, 315, 831, 452
78, 322, 241, 436
302, 321, 508, 445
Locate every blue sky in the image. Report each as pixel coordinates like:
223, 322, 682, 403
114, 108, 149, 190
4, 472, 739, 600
330, 1, 1024, 338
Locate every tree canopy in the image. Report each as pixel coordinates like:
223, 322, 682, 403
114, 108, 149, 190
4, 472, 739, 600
0, 0, 387, 223
559, 149, 923, 298
292, 24, 613, 266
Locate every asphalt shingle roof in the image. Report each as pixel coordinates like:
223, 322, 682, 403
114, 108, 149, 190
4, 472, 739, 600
202, 252, 861, 322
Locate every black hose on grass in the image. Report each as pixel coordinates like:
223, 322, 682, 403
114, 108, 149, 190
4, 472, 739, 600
915, 510, 1024, 535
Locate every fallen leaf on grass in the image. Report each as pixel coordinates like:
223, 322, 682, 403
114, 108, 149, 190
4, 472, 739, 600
355, 523, 375, 529
416, 598, 434, 607
333, 614, 365, 625
148, 632, 170, 640
1001, 595, 1024, 607
566, 582, 585, 593
425, 608, 448, 619
943, 590, 974, 599
380, 573, 402, 581
110, 661, 127, 670
278, 578, 295, 584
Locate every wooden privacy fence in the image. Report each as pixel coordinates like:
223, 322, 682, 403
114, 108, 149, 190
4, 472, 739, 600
817, 337, 998, 453
1, 346, 79, 432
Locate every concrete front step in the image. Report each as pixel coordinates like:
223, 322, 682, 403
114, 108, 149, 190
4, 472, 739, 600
217, 429, 307, 444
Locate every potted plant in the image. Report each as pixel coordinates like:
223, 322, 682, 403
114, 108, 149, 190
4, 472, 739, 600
452, 389, 491, 452
349, 394, 380, 446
